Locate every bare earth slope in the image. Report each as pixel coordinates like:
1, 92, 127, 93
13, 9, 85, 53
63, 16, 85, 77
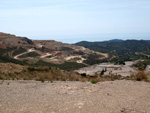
0, 80, 150, 113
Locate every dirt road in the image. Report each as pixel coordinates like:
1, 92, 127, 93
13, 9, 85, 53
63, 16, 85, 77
0, 80, 150, 113
14, 48, 35, 59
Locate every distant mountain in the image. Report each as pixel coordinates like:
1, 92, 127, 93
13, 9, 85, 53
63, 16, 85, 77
107, 39, 124, 42
0, 32, 108, 70
75, 39, 150, 64
75, 39, 150, 58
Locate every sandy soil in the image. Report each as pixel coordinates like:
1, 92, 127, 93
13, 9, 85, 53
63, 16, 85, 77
0, 80, 150, 113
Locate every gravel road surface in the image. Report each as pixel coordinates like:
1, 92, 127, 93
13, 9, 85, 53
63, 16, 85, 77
0, 80, 150, 113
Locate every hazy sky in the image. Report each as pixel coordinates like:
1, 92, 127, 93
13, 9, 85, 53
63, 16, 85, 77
0, 0, 150, 43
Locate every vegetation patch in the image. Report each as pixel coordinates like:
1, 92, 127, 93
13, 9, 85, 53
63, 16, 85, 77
61, 47, 73, 51
84, 53, 103, 65
133, 60, 150, 70
135, 71, 148, 81
75, 40, 150, 64
91, 80, 97, 84
27, 67, 49, 72
19, 52, 40, 58
12, 47, 27, 56
31, 60, 86, 71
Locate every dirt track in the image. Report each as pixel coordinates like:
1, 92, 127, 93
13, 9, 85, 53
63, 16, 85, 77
0, 80, 150, 113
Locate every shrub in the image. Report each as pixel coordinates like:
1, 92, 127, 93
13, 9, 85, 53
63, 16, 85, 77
91, 80, 97, 84
0, 76, 3, 80
27, 67, 49, 72
79, 78, 87, 82
81, 73, 87, 77
39, 78, 45, 83
27, 67, 35, 72
135, 71, 147, 81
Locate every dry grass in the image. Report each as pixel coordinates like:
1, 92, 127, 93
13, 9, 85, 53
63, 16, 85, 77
0, 66, 81, 82
133, 71, 149, 82
1, 65, 150, 83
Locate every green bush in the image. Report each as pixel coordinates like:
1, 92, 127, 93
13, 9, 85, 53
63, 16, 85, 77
12, 47, 27, 56
91, 80, 97, 84
81, 73, 87, 77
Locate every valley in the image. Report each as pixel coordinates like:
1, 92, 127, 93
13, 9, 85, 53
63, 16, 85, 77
1, 0, 150, 112
0, 32, 150, 113
0, 32, 150, 80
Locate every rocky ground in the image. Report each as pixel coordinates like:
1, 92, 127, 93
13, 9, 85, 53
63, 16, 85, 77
0, 80, 150, 113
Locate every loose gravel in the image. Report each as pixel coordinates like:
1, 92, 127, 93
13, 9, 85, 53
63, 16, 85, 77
0, 80, 150, 113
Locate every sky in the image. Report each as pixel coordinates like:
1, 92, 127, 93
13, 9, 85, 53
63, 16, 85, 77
0, 0, 150, 43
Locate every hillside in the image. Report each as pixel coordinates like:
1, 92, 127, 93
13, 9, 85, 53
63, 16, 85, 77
75, 40, 150, 54
0, 32, 33, 46
0, 32, 108, 70
75, 40, 150, 64
0, 63, 81, 81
